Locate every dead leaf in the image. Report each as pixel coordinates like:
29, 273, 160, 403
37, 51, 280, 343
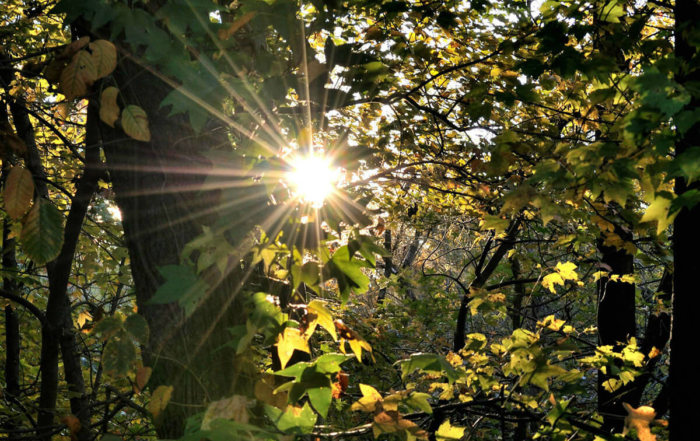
201, 395, 254, 430
149, 385, 173, 420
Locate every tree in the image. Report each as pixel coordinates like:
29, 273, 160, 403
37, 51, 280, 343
0, 0, 695, 440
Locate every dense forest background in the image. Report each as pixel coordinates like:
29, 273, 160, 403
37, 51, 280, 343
0, 0, 698, 440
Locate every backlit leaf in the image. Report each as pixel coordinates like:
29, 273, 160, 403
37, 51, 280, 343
60, 50, 97, 100
89, 40, 117, 79
21, 198, 64, 265
121, 105, 151, 142
4, 166, 34, 220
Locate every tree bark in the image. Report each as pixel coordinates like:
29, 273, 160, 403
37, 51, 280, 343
596, 228, 636, 432
670, 1, 700, 439
98, 56, 254, 438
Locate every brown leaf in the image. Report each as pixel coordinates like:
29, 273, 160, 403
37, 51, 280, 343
135, 366, 152, 394
60, 51, 97, 100
254, 374, 288, 409
60, 415, 81, 440
4, 167, 35, 220
201, 395, 254, 430
149, 385, 173, 420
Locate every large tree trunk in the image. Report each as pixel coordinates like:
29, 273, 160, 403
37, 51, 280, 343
670, 1, 700, 439
596, 229, 636, 432
98, 57, 254, 438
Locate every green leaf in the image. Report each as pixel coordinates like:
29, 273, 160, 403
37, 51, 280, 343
148, 265, 210, 317
91, 316, 123, 341
265, 402, 317, 434
21, 198, 64, 265
102, 331, 136, 376
400, 353, 463, 384
307, 386, 333, 418
124, 314, 149, 344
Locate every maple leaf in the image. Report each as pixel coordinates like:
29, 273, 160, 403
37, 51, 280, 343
640, 195, 677, 235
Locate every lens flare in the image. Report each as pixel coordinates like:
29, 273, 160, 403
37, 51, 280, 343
289, 156, 339, 207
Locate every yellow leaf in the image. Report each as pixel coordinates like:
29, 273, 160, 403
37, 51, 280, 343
640, 196, 676, 235
100, 87, 120, 127
648, 347, 661, 359
555, 262, 578, 281
351, 384, 383, 412
201, 395, 254, 430
89, 40, 117, 79
4, 167, 35, 220
277, 327, 310, 369
121, 105, 151, 142
542, 273, 564, 293
435, 420, 465, 441
308, 300, 337, 340
149, 385, 173, 419
537, 315, 565, 331
60, 50, 97, 100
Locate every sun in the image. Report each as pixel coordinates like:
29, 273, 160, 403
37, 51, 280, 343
289, 155, 339, 208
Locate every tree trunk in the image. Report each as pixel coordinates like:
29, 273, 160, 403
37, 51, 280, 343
670, 1, 700, 438
596, 229, 636, 432
98, 56, 254, 438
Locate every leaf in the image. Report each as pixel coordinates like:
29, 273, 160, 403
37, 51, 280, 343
399, 353, 463, 384
308, 300, 337, 341
201, 395, 254, 429
436, 420, 465, 441
124, 314, 149, 344
148, 265, 210, 317
372, 410, 428, 439
255, 374, 288, 409
100, 87, 120, 127
4, 167, 35, 220
60, 50, 97, 100
623, 403, 664, 441
351, 384, 383, 412
542, 273, 565, 293
641, 195, 677, 235
89, 40, 117, 79
103, 333, 136, 376
60, 415, 82, 439
91, 315, 123, 341
265, 403, 317, 434
149, 385, 174, 419
277, 327, 311, 369
21, 198, 64, 265
555, 262, 578, 281
121, 105, 151, 142
135, 366, 152, 394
